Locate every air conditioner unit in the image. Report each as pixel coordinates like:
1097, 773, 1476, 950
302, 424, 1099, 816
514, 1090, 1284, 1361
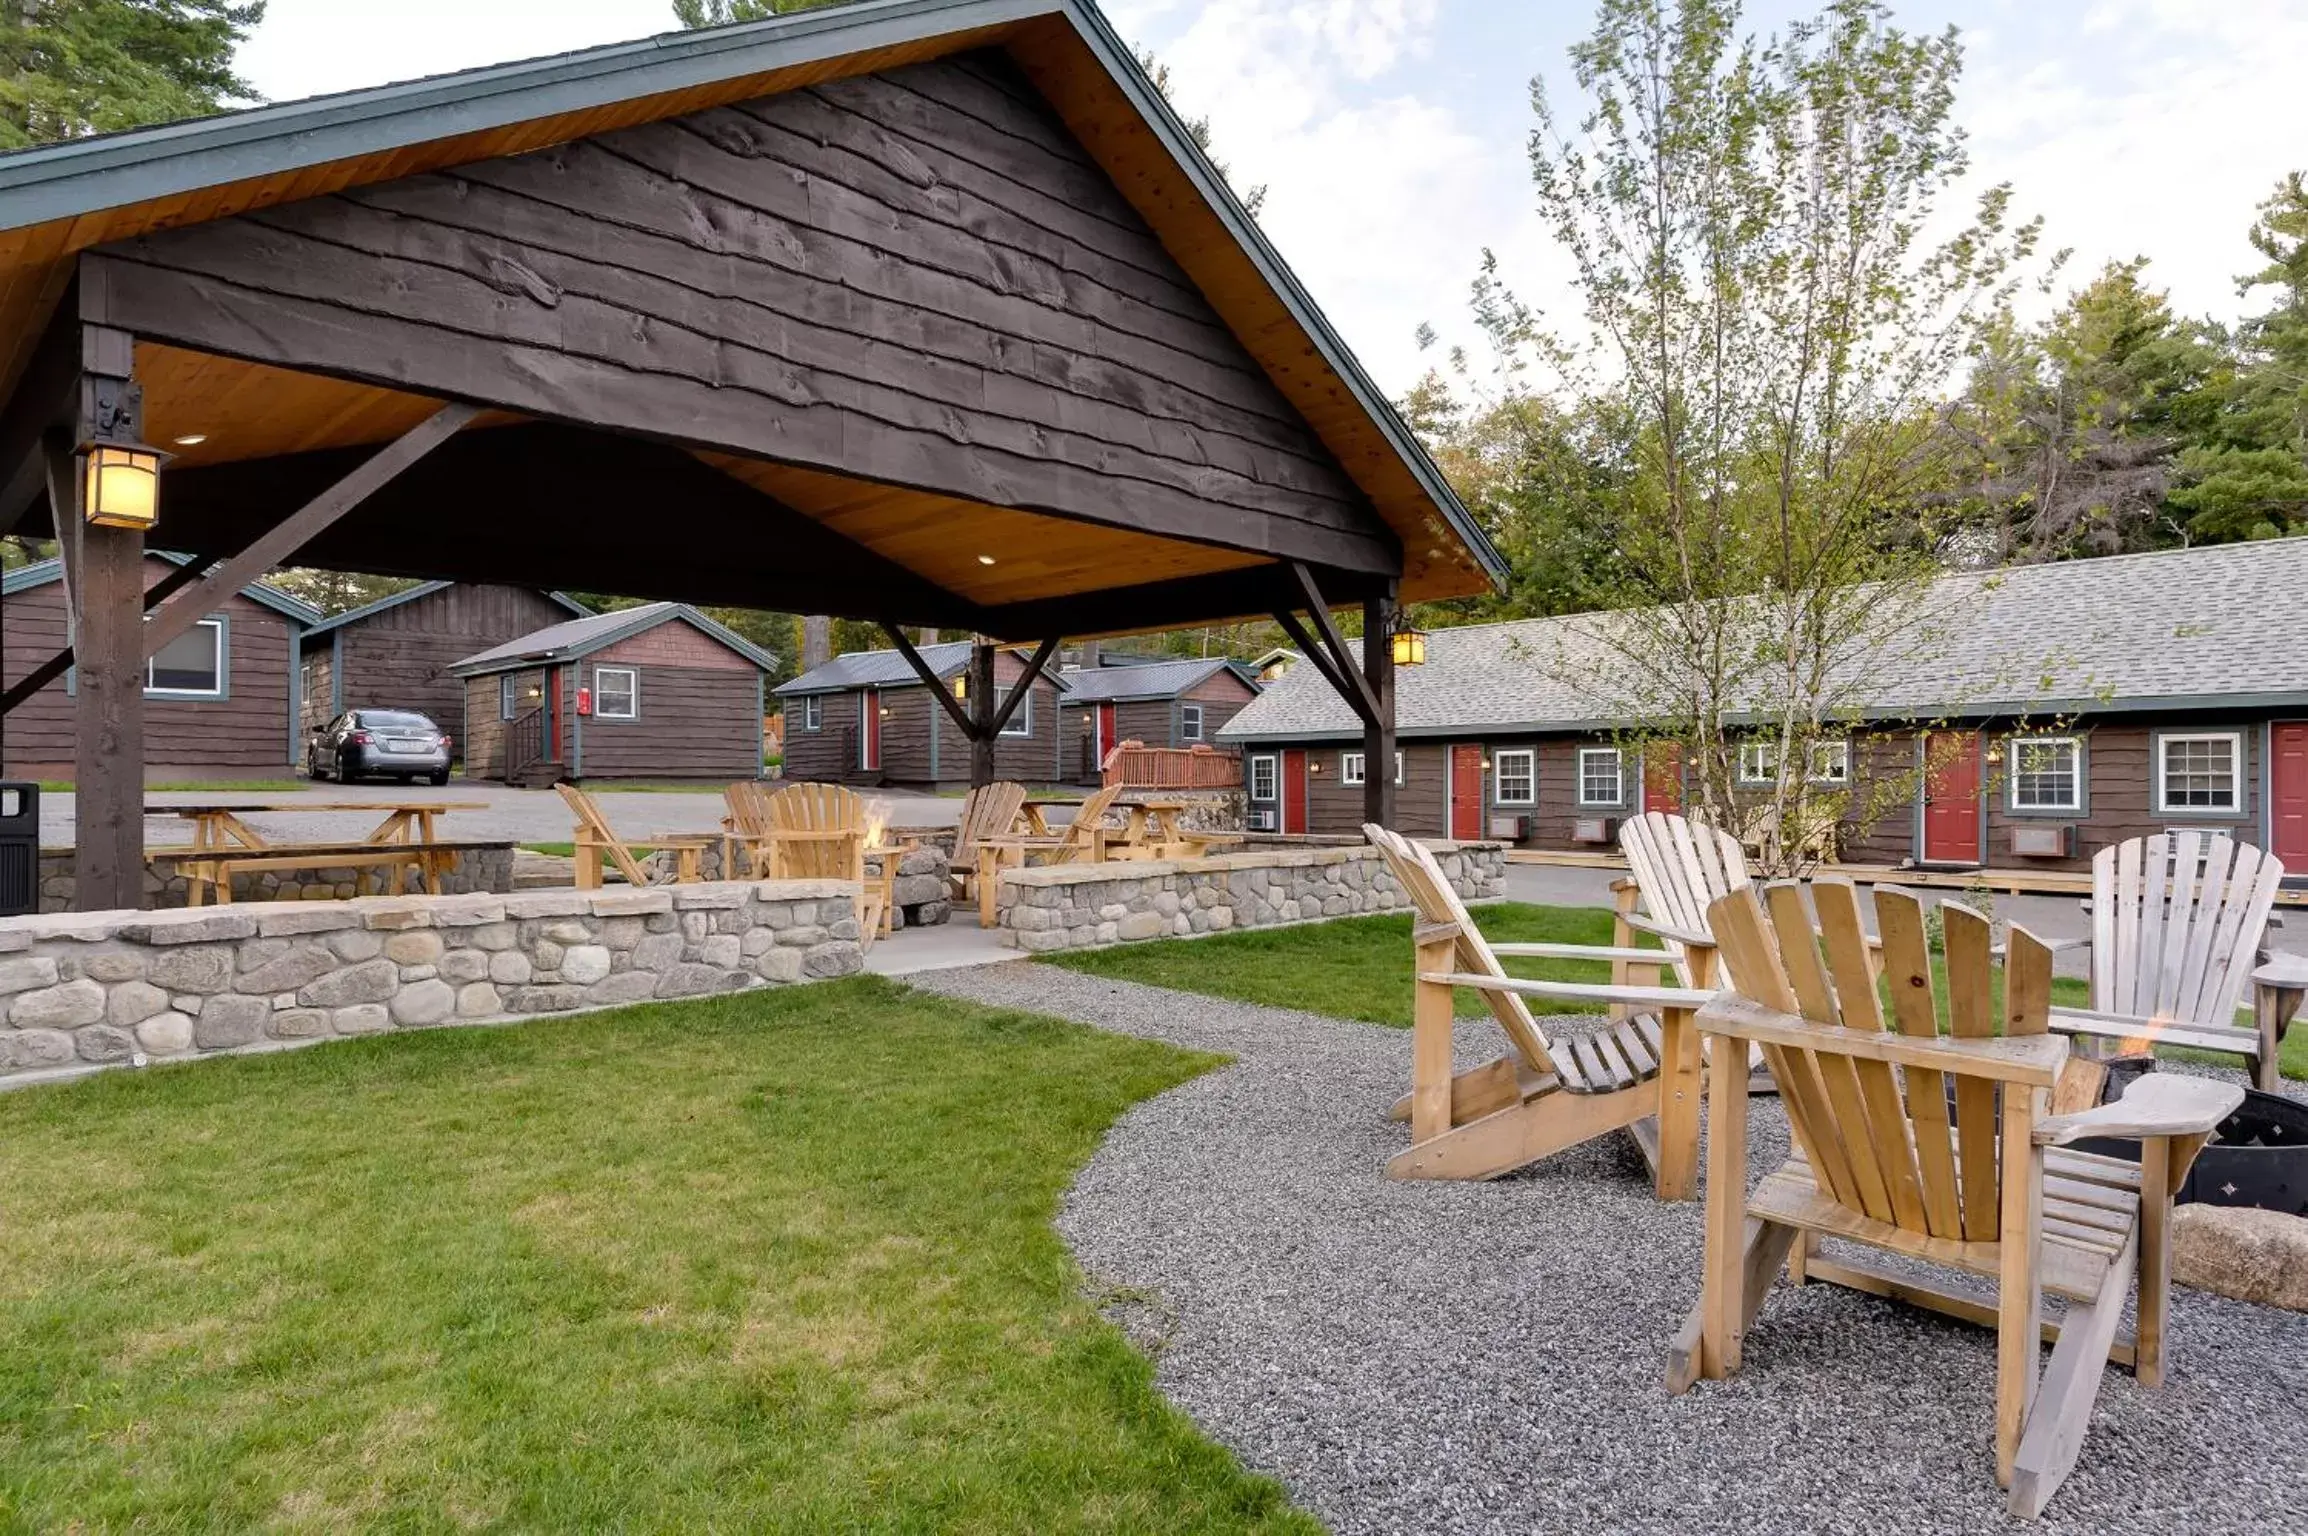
1488, 814, 1530, 841
2008, 823, 2076, 859
1247, 806, 1278, 832
1572, 815, 1619, 846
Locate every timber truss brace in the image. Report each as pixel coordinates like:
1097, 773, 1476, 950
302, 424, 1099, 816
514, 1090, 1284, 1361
881, 623, 1063, 748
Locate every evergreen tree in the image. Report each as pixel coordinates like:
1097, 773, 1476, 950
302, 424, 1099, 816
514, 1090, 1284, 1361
0, 0, 265, 149
671, 1, 852, 28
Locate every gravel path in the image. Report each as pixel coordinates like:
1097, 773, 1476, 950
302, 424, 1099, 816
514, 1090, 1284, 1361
910, 961, 2308, 1536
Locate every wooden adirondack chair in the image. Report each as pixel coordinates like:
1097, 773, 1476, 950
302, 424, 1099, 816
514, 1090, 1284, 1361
972, 784, 1123, 926
1364, 822, 1710, 1194
720, 779, 777, 877
949, 780, 1029, 905
1672, 879, 2242, 1518
556, 783, 717, 890
757, 782, 886, 946
2053, 831, 2297, 1089
1606, 810, 1754, 1004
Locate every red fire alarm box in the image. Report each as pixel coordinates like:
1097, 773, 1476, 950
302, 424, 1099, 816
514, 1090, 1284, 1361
576, 687, 592, 717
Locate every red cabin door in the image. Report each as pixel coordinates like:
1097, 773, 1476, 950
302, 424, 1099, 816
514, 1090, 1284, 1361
1096, 704, 1117, 767
861, 688, 882, 772
2273, 723, 2308, 865
1450, 744, 1484, 840
1281, 749, 1309, 834
1921, 730, 1983, 864
1643, 744, 1684, 815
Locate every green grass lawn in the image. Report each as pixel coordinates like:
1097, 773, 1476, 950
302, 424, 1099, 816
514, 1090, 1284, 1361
1044, 901, 2308, 1080
0, 979, 1313, 1531
520, 842, 576, 858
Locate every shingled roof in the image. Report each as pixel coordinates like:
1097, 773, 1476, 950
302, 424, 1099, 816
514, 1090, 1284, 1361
448, 602, 776, 676
1220, 539, 2308, 744
774, 642, 1077, 696
1057, 656, 1258, 704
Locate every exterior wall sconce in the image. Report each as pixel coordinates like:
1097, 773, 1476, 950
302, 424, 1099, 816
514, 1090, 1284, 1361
1985, 743, 2006, 766
1390, 622, 1428, 668
82, 442, 163, 530
951, 675, 967, 700
1309, 760, 1324, 775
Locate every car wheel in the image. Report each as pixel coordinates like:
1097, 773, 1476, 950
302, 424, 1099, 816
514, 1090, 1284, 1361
339, 749, 362, 784
428, 770, 450, 787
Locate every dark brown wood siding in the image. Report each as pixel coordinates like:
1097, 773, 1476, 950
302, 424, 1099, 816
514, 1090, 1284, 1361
573, 663, 758, 781
88, 52, 1391, 575
309, 586, 575, 754
2, 560, 296, 778
781, 687, 862, 784
460, 666, 557, 780
1184, 669, 1259, 740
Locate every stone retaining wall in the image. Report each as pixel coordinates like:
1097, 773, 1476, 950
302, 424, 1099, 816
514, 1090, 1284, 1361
0, 880, 863, 1086
37, 844, 517, 913
994, 841, 1506, 951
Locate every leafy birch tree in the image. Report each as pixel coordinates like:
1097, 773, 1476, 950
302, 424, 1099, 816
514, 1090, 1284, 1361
1519, 0, 2047, 872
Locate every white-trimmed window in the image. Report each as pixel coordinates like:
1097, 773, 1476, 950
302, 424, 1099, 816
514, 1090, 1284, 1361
995, 685, 1032, 737
1808, 740, 1851, 785
1577, 746, 1623, 807
2008, 736, 2082, 812
500, 674, 518, 720
801, 695, 822, 732
1494, 748, 1536, 806
1340, 750, 1404, 786
594, 666, 637, 720
2157, 731, 2241, 813
1249, 754, 1278, 801
1737, 740, 1779, 784
147, 619, 223, 697
1180, 703, 1203, 741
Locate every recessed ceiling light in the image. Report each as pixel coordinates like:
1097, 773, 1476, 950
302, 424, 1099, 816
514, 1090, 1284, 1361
977, 554, 997, 565
172, 434, 208, 446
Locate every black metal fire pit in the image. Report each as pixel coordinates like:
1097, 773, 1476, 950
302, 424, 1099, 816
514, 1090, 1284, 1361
2073, 1058, 2308, 1217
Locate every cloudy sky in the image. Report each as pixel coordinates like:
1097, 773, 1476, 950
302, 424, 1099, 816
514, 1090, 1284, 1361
238, 0, 2303, 394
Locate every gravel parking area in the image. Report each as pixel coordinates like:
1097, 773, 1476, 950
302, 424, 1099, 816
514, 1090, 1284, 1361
912, 961, 2308, 1535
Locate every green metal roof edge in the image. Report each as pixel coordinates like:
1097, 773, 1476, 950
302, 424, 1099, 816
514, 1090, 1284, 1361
2, 550, 323, 625
298, 579, 592, 638
0, 0, 1504, 593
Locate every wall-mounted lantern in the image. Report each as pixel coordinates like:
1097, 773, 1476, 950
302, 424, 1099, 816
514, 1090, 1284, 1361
82, 442, 163, 530
1390, 618, 1428, 668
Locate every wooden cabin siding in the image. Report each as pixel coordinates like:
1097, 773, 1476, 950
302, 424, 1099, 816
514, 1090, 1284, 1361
928, 673, 1065, 785
1184, 669, 1258, 739
1297, 741, 1448, 838
313, 585, 574, 751
88, 52, 1392, 578
573, 660, 757, 781
459, 666, 555, 781
782, 688, 861, 783
1, 564, 294, 778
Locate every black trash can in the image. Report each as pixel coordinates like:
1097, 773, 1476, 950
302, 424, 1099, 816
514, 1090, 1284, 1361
0, 782, 37, 918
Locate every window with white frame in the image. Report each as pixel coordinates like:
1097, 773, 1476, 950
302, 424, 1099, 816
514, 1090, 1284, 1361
594, 666, 637, 720
1179, 703, 1203, 741
801, 695, 822, 731
1809, 740, 1851, 784
2157, 731, 2241, 813
1577, 746, 1623, 806
995, 684, 1032, 736
2008, 736, 2082, 812
1494, 748, 1536, 805
1341, 751, 1365, 785
500, 674, 518, 721
146, 619, 223, 696
1737, 739, 1779, 784
1393, 750, 1403, 785
1249, 754, 1278, 801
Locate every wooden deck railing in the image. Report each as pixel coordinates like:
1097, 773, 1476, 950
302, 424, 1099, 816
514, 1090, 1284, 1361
503, 707, 548, 784
1100, 740, 1242, 791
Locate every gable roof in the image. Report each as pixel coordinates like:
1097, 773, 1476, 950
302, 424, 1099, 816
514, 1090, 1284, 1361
0, 0, 1503, 610
447, 601, 775, 676
300, 580, 590, 638
1058, 656, 1258, 703
1220, 539, 2308, 744
1, 551, 323, 626
774, 641, 1075, 696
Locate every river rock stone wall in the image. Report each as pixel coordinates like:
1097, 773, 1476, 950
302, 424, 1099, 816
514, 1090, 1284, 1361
0, 880, 863, 1086
37, 844, 517, 913
994, 841, 1505, 951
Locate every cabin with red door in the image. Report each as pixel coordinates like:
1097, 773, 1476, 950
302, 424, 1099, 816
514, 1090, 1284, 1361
775, 641, 1071, 790
1058, 655, 1261, 783
449, 603, 774, 785
1223, 539, 2308, 876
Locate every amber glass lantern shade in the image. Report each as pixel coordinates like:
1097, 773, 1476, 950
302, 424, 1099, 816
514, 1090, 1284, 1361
83, 443, 161, 530
1390, 624, 1429, 668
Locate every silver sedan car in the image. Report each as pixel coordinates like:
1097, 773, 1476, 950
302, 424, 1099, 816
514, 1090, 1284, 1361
307, 709, 453, 785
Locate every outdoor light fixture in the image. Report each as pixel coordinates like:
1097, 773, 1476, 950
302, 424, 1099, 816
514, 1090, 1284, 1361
81, 442, 162, 530
172, 433, 208, 447
1986, 744, 2006, 767
1390, 621, 1429, 668
977, 554, 997, 565
951, 675, 967, 700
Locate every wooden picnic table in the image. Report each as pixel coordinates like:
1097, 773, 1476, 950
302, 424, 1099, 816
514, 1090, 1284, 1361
1109, 798, 1243, 861
1016, 797, 1082, 837
161, 801, 489, 905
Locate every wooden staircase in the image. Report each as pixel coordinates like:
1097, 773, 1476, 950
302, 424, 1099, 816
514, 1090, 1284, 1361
503, 707, 566, 788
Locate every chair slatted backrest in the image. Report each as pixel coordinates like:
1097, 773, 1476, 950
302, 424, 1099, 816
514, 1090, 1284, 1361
2091, 831, 2283, 1027
724, 780, 774, 839
556, 782, 654, 887
1619, 810, 1752, 986
764, 782, 867, 882
954, 781, 1028, 866
1051, 785, 1123, 864
1364, 823, 1554, 1074
1707, 880, 2057, 1246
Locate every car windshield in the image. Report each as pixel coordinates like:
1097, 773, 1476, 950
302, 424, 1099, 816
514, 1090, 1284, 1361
358, 712, 437, 731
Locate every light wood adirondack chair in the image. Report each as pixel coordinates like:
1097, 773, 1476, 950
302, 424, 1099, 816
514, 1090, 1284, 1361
972, 784, 1123, 926
1364, 822, 1710, 1194
2053, 831, 2297, 1089
557, 783, 717, 890
1606, 810, 1754, 1003
720, 780, 777, 877
1672, 879, 2242, 1518
949, 780, 1029, 905
757, 782, 886, 946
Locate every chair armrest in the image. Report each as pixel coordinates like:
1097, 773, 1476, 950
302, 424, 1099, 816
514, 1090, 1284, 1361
1609, 876, 1641, 894
2034, 1072, 2243, 1146
2253, 955, 2308, 991
1489, 942, 1668, 964
1621, 911, 1714, 949
1417, 971, 1715, 1011
2048, 935, 2091, 953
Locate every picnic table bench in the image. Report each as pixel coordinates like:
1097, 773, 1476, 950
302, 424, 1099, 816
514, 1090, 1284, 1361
162, 801, 489, 905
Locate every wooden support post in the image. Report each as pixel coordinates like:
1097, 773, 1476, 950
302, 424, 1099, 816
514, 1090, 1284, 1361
2135, 1134, 2171, 1387
53, 430, 145, 911
1361, 586, 1397, 829
1697, 1023, 1752, 1379
1409, 929, 1456, 1144
1655, 941, 1711, 1201
967, 640, 996, 789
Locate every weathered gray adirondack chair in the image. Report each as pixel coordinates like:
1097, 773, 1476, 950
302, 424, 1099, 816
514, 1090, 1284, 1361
1673, 879, 2241, 1518
2055, 831, 2301, 1089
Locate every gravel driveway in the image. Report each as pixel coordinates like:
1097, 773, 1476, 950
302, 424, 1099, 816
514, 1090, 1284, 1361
911, 962, 2308, 1536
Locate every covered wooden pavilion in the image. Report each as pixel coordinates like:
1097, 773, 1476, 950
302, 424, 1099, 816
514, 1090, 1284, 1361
0, 0, 1502, 910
